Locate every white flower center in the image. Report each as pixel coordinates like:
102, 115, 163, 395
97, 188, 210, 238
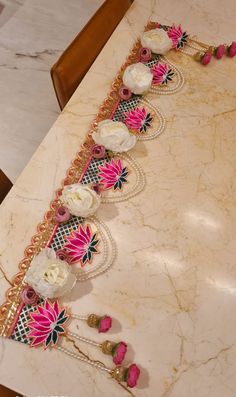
162, 73, 167, 81
50, 322, 56, 330
43, 263, 68, 286
84, 243, 90, 252
148, 30, 165, 44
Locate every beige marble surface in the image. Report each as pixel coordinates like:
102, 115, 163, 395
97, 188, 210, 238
0, 0, 103, 182
1, 0, 236, 396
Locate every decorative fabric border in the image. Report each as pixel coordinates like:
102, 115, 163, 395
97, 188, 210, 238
0, 21, 159, 338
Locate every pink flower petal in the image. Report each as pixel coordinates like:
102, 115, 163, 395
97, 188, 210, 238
66, 251, 85, 261
30, 335, 48, 347
30, 313, 51, 326
99, 173, 116, 182
28, 330, 50, 338
53, 301, 59, 317
69, 254, 84, 264
38, 306, 55, 322
168, 25, 186, 49
71, 230, 88, 245
85, 225, 91, 240
124, 107, 148, 131
141, 107, 146, 117
98, 159, 127, 190
116, 159, 123, 173
78, 226, 90, 243
45, 300, 57, 322
151, 63, 169, 85
65, 243, 85, 253
100, 180, 115, 189
99, 168, 116, 178
27, 300, 68, 348
28, 322, 51, 332
68, 232, 87, 246
65, 238, 85, 248
64, 225, 98, 266
104, 160, 120, 174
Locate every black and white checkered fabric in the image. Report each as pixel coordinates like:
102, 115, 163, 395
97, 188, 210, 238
112, 96, 140, 123
49, 215, 84, 251
11, 299, 44, 344
145, 54, 160, 68
81, 155, 110, 185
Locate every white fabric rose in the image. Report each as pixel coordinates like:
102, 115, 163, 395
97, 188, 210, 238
61, 183, 100, 218
122, 62, 153, 95
141, 28, 172, 55
25, 248, 76, 299
92, 119, 136, 152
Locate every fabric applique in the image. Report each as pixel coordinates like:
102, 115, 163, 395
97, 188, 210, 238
27, 300, 69, 348
168, 25, 188, 49
151, 63, 175, 85
124, 107, 153, 133
64, 225, 100, 265
98, 159, 129, 190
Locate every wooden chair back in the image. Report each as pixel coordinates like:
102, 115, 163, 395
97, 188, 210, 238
51, 0, 133, 109
0, 170, 12, 204
0, 384, 22, 397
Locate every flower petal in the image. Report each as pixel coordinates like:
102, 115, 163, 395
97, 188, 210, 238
28, 330, 50, 338
38, 306, 55, 322
30, 313, 51, 326
30, 335, 48, 347
28, 322, 51, 332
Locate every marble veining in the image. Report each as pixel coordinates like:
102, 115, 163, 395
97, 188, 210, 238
0, 0, 236, 396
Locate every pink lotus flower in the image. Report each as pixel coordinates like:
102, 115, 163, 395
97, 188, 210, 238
126, 364, 141, 388
113, 341, 127, 365
228, 41, 236, 57
124, 107, 153, 133
98, 159, 128, 191
64, 225, 99, 266
215, 44, 225, 59
21, 286, 39, 305
202, 51, 212, 65
168, 25, 188, 49
91, 144, 106, 159
151, 62, 174, 85
99, 315, 112, 333
27, 300, 69, 348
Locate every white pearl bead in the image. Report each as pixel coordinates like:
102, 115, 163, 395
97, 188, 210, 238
56, 346, 111, 372
68, 331, 100, 347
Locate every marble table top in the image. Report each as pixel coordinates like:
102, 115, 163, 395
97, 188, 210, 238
1, 1, 236, 396
0, 0, 103, 182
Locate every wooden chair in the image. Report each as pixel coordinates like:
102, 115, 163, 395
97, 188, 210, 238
0, 170, 12, 204
51, 0, 134, 110
0, 384, 22, 397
